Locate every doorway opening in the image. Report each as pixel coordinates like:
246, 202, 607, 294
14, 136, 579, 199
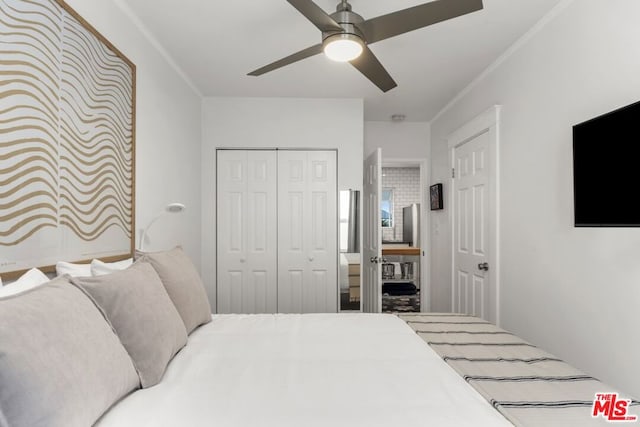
380, 162, 425, 313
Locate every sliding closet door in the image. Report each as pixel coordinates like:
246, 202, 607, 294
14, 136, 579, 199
278, 150, 337, 313
217, 150, 277, 313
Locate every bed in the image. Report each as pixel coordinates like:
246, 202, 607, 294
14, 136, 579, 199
2, 250, 637, 427
96, 313, 512, 427
1, 256, 508, 426
95, 313, 640, 427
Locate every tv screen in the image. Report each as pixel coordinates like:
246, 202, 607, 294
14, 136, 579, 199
573, 100, 640, 227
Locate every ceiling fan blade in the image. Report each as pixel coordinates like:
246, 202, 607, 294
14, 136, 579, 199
349, 46, 397, 92
286, 0, 343, 33
248, 44, 323, 76
359, 0, 483, 44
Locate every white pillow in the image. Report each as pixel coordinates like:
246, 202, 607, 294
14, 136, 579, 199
90, 258, 133, 276
56, 261, 92, 277
0, 268, 50, 297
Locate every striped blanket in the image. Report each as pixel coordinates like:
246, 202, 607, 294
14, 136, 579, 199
398, 313, 640, 426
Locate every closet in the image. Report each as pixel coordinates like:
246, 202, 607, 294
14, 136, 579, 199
217, 149, 337, 314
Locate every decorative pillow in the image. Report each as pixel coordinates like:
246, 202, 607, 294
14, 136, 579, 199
55, 261, 92, 277
90, 258, 133, 276
71, 262, 188, 388
0, 268, 50, 297
0, 276, 140, 427
136, 247, 211, 334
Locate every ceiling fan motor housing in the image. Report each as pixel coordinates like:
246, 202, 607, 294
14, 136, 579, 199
323, 4, 365, 44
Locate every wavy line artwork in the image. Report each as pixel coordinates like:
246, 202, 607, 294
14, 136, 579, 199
0, 0, 134, 276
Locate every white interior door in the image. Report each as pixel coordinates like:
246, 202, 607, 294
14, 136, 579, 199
362, 149, 382, 313
453, 132, 490, 319
217, 150, 277, 314
278, 150, 337, 313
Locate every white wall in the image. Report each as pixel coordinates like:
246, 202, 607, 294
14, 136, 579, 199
64, 0, 203, 268
201, 97, 364, 310
364, 121, 430, 160
430, 0, 640, 397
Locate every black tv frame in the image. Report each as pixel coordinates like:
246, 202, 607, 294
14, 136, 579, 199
573, 99, 640, 227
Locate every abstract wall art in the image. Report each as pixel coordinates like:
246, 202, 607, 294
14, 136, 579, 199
0, 0, 135, 278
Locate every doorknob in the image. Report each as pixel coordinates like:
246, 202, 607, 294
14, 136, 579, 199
370, 256, 379, 264
477, 262, 489, 271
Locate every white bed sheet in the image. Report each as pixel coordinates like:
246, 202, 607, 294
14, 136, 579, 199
97, 314, 511, 427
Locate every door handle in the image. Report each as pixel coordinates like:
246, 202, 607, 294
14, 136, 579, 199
370, 256, 379, 264
477, 262, 489, 271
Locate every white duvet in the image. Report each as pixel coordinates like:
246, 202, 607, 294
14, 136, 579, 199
97, 314, 511, 427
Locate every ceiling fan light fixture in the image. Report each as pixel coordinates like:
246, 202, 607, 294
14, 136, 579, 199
323, 33, 363, 62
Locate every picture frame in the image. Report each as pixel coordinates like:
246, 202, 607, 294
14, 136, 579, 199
430, 183, 443, 210
0, 0, 136, 279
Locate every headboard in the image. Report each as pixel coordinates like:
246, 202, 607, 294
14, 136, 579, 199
0, 0, 136, 279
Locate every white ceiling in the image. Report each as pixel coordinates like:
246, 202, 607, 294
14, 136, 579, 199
122, 0, 562, 121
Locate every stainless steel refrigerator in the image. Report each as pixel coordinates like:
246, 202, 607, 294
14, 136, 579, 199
402, 204, 420, 247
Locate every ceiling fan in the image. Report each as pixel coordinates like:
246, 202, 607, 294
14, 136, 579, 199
248, 0, 483, 92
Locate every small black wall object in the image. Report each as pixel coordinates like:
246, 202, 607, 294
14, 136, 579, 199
430, 183, 443, 210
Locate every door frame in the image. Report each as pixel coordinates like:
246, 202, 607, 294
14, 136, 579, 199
381, 157, 430, 312
447, 106, 501, 324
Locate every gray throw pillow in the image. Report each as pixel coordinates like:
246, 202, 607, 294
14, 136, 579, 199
136, 247, 211, 334
71, 261, 188, 388
0, 276, 140, 427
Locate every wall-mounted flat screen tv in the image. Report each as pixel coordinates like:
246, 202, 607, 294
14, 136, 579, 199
573, 100, 640, 227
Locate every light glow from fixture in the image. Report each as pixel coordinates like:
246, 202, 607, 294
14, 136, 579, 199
323, 33, 363, 62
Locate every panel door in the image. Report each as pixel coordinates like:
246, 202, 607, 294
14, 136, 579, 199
217, 150, 277, 313
453, 132, 490, 319
278, 150, 337, 313
362, 149, 382, 313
